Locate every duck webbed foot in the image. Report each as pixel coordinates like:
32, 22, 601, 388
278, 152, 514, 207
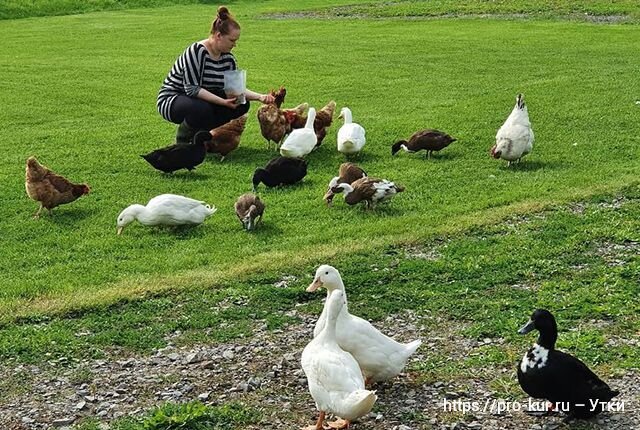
326, 418, 350, 429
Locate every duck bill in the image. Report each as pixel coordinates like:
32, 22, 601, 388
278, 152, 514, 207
117, 226, 124, 235
518, 320, 535, 335
306, 277, 323, 292
323, 191, 334, 206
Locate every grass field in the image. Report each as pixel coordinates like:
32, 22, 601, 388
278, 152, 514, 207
0, 1, 639, 428
1, 0, 639, 322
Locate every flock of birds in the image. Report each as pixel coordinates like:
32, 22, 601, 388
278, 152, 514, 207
300, 265, 618, 429
24, 89, 532, 233
22, 88, 622, 427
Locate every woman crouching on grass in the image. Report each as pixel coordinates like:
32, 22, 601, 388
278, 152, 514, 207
156, 6, 275, 145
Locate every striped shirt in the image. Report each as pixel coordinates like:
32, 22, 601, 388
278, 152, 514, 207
157, 42, 237, 122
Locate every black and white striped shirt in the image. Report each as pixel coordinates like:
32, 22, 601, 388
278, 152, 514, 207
157, 42, 237, 122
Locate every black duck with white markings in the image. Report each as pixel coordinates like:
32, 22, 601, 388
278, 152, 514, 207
391, 129, 456, 159
141, 131, 210, 174
517, 309, 619, 419
252, 156, 307, 191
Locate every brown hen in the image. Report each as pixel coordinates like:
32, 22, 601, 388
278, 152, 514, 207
283, 102, 309, 132
25, 156, 90, 218
313, 100, 336, 147
257, 87, 288, 149
207, 114, 247, 161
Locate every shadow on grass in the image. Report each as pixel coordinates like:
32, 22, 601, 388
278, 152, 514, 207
149, 170, 214, 180
339, 151, 382, 164
328, 201, 405, 216
135, 224, 209, 239
204, 145, 278, 167
497, 160, 568, 172
246, 221, 284, 237
394, 151, 459, 161
254, 179, 317, 194
41, 207, 94, 224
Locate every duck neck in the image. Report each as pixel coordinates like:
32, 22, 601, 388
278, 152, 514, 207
305, 111, 316, 129
320, 310, 338, 341
536, 329, 557, 350
325, 284, 347, 310
342, 109, 353, 124
128, 204, 152, 224
340, 184, 354, 197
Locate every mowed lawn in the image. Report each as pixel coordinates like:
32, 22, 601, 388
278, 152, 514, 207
0, 0, 639, 323
0, 2, 639, 429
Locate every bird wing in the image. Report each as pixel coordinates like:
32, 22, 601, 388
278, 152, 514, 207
148, 194, 205, 211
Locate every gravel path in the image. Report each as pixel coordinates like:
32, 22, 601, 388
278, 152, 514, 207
0, 309, 637, 430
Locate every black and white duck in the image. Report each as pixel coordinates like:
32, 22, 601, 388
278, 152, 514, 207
517, 309, 619, 420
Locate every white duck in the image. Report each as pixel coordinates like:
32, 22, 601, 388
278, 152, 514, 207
337, 107, 366, 156
492, 93, 534, 166
307, 265, 422, 384
280, 107, 317, 158
116, 194, 216, 235
301, 289, 377, 430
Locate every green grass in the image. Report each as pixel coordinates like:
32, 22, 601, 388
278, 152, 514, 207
1, 190, 638, 369
74, 401, 260, 430
4, 0, 640, 21
1, 2, 638, 427
1, 1, 639, 323
306, 0, 640, 22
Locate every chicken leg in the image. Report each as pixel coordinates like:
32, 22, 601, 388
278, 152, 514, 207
33, 204, 44, 219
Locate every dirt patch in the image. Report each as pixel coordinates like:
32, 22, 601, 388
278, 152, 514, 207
0, 310, 636, 430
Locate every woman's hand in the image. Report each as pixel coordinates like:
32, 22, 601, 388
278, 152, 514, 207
221, 97, 239, 109
260, 93, 275, 104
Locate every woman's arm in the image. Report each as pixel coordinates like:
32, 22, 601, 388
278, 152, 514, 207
245, 89, 275, 104
197, 88, 238, 109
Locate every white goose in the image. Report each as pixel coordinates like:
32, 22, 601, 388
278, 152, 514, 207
280, 107, 317, 158
116, 194, 216, 235
492, 93, 534, 166
337, 107, 366, 156
301, 289, 377, 430
307, 265, 422, 383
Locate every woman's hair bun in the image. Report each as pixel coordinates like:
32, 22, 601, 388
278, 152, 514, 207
217, 6, 230, 20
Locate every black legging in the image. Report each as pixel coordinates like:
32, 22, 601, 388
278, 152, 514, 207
170, 94, 250, 130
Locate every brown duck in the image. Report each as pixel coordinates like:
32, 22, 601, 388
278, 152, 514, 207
324, 162, 367, 206
331, 177, 404, 209
391, 129, 456, 159
234, 193, 265, 231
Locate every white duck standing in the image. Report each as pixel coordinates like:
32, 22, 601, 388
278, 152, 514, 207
280, 107, 317, 158
301, 289, 377, 430
307, 265, 422, 384
492, 93, 534, 166
337, 107, 366, 156
116, 194, 216, 235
